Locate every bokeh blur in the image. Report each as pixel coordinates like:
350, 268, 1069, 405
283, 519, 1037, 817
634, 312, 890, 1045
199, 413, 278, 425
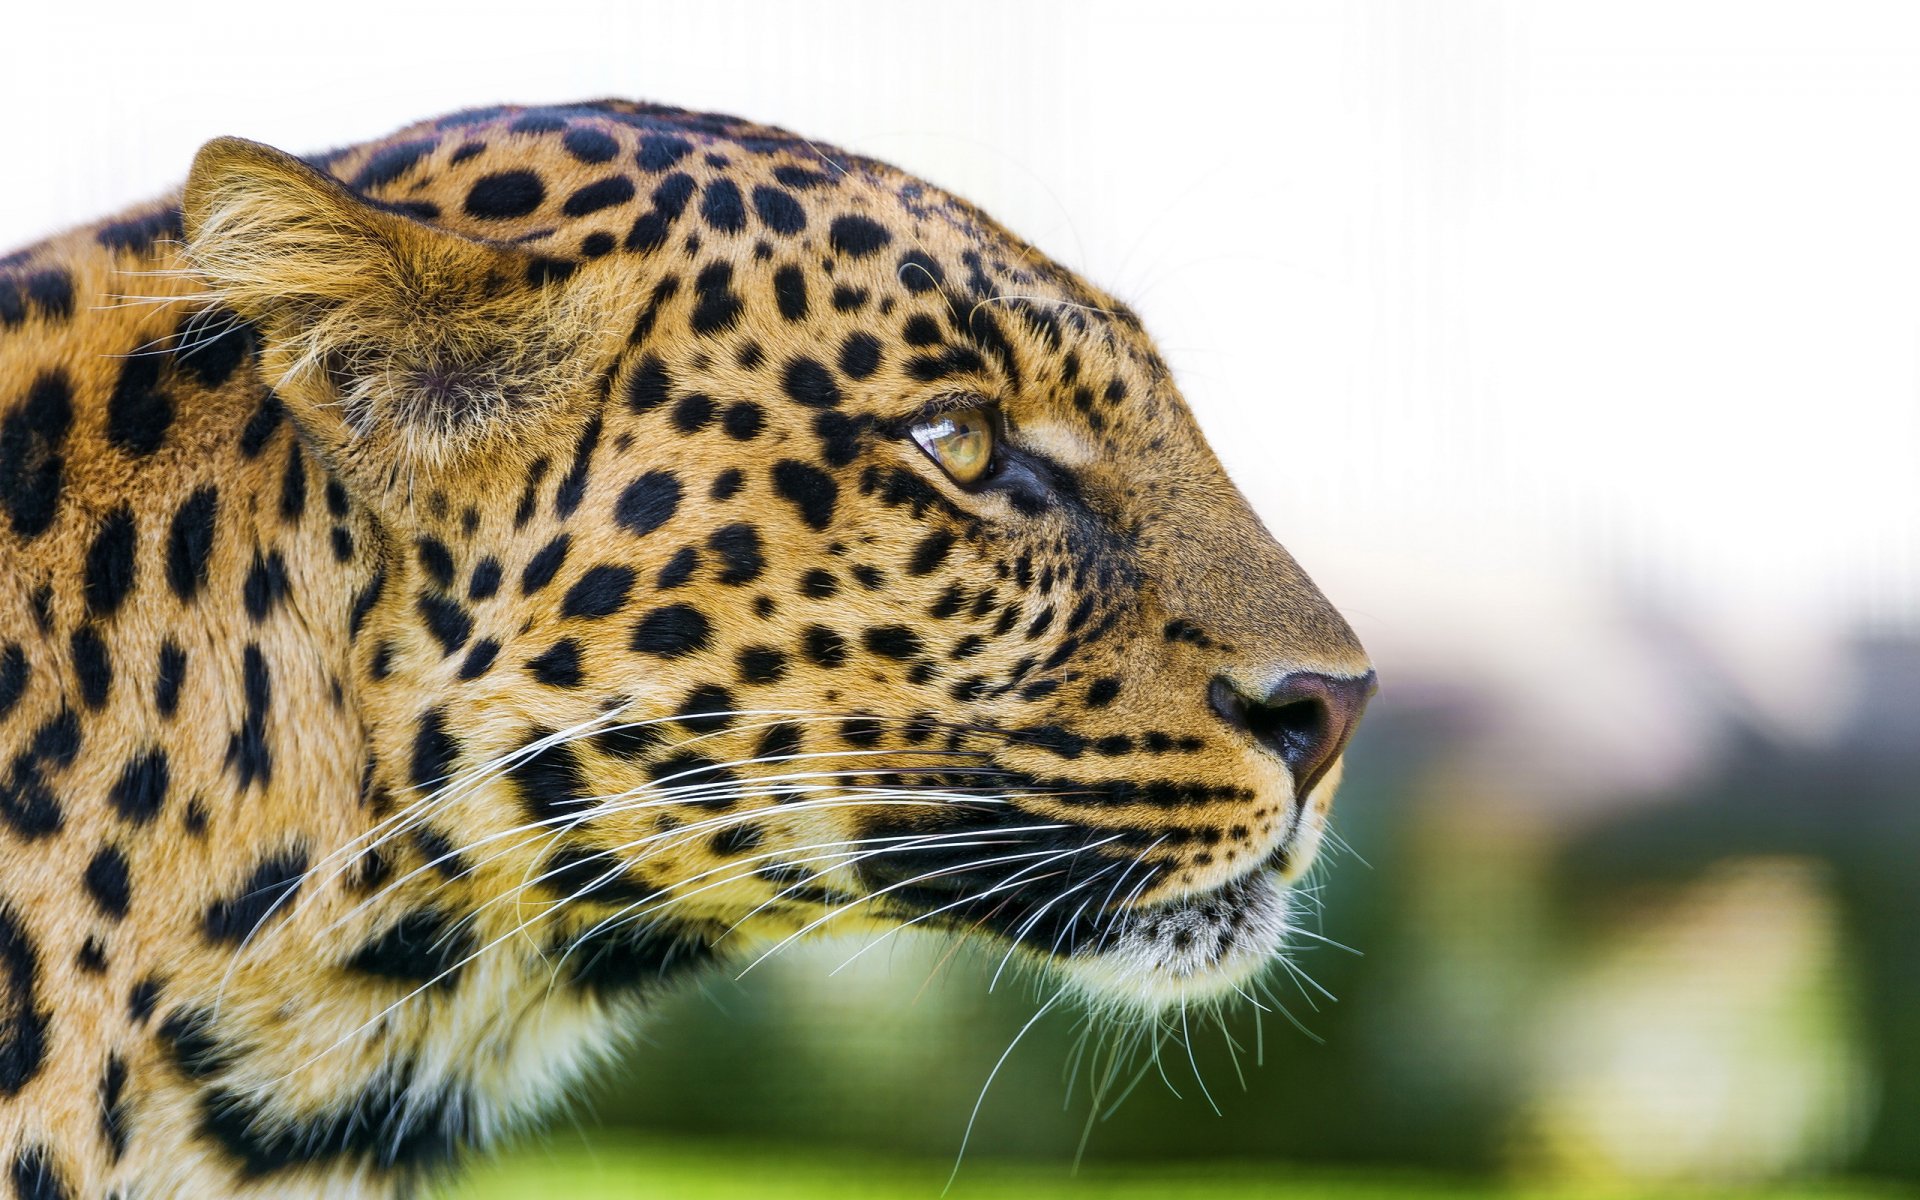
5, 3, 1915, 1196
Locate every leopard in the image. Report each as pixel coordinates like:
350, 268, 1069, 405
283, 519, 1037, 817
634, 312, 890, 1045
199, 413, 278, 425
0, 99, 1375, 1198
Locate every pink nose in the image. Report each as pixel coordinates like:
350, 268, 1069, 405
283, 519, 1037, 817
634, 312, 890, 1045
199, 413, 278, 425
1209, 670, 1377, 799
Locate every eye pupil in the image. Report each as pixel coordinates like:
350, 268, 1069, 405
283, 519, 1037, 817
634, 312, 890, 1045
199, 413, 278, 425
911, 407, 996, 485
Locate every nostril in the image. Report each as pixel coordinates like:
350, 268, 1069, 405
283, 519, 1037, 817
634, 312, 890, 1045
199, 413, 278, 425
1245, 695, 1329, 763
1209, 670, 1376, 800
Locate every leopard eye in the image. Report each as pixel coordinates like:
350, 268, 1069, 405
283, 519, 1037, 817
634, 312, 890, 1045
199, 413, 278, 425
909, 407, 996, 486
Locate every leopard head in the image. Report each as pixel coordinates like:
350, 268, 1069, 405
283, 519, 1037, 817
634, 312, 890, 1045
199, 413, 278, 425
181, 104, 1373, 1015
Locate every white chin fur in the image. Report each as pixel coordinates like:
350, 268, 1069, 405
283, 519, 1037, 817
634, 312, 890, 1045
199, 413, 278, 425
1052, 871, 1293, 1014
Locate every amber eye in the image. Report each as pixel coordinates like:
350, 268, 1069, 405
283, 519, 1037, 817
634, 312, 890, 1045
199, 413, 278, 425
909, 407, 996, 485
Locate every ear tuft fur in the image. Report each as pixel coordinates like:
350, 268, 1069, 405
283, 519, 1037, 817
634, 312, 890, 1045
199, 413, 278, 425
182, 137, 619, 464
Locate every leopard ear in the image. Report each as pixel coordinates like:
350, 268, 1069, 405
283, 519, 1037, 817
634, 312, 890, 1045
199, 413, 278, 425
182, 137, 619, 476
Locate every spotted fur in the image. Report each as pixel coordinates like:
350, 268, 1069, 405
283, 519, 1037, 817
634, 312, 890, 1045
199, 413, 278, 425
0, 100, 1372, 1198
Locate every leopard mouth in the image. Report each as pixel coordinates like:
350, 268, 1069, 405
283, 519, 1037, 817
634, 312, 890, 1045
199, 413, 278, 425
855, 814, 1297, 1014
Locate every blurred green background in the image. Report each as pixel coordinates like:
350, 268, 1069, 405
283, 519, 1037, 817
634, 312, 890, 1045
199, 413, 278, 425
440, 632, 1919, 1200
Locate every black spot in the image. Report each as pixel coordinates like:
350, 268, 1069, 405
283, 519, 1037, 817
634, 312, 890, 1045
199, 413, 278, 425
109, 749, 169, 824
408, 587, 473, 656
802, 626, 847, 668
351, 138, 436, 189
69, 626, 111, 709
902, 313, 942, 346
83, 508, 138, 617
0, 905, 49, 1097
7, 1146, 69, 1200
710, 822, 764, 857
540, 844, 653, 905
631, 604, 711, 658
773, 164, 832, 190
626, 173, 697, 251
582, 230, 616, 257
906, 347, 986, 382
96, 206, 184, 252
504, 731, 588, 823
737, 646, 788, 685
410, 708, 459, 793
690, 262, 743, 335
349, 568, 387, 639
864, 626, 923, 660
204, 848, 308, 943
127, 975, 162, 1024
615, 471, 682, 537
700, 178, 746, 232
897, 249, 944, 293
755, 722, 804, 763
555, 414, 604, 520
799, 568, 838, 598
772, 264, 808, 321
829, 214, 892, 258
526, 639, 584, 688
84, 846, 132, 919
771, 460, 838, 530
242, 550, 290, 622
198, 1059, 481, 1179
564, 127, 619, 164
17, 271, 72, 321
562, 564, 636, 619
708, 524, 765, 585
709, 468, 745, 501
1, 371, 74, 539
105, 354, 172, 456
166, 487, 218, 600
834, 716, 882, 749
75, 936, 106, 974
347, 909, 475, 991
557, 921, 714, 998
672, 392, 716, 433
156, 1007, 230, 1081
457, 639, 499, 680
676, 685, 736, 732
101, 1052, 130, 1160
237, 391, 284, 457
624, 354, 671, 412
656, 546, 699, 589
521, 534, 571, 594
813, 410, 865, 467
831, 285, 869, 312
0, 645, 25, 720
464, 170, 545, 218
416, 538, 456, 589
28, 708, 79, 767
225, 645, 273, 789
563, 174, 636, 217
154, 641, 187, 717
781, 356, 842, 407
468, 557, 503, 601
909, 529, 956, 576
752, 185, 807, 233
838, 332, 881, 379
173, 312, 256, 389
1086, 677, 1122, 708
637, 134, 694, 172
722, 401, 765, 440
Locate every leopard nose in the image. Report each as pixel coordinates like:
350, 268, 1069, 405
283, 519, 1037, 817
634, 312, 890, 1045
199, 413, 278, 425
1208, 670, 1377, 799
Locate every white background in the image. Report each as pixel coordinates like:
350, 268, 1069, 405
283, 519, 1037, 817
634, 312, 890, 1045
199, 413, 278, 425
4, 1, 1916, 773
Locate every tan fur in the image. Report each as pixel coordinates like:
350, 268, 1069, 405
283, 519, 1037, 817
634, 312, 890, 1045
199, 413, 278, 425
0, 100, 1370, 1198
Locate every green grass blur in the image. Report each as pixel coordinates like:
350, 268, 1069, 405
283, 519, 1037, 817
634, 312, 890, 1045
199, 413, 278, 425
445, 1141, 1906, 1200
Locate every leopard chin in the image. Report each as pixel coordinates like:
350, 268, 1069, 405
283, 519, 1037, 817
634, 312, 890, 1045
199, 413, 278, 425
1053, 868, 1296, 1014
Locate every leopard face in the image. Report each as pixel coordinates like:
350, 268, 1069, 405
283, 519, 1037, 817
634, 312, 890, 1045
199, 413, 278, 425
0, 100, 1371, 1196
183, 103, 1374, 1014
